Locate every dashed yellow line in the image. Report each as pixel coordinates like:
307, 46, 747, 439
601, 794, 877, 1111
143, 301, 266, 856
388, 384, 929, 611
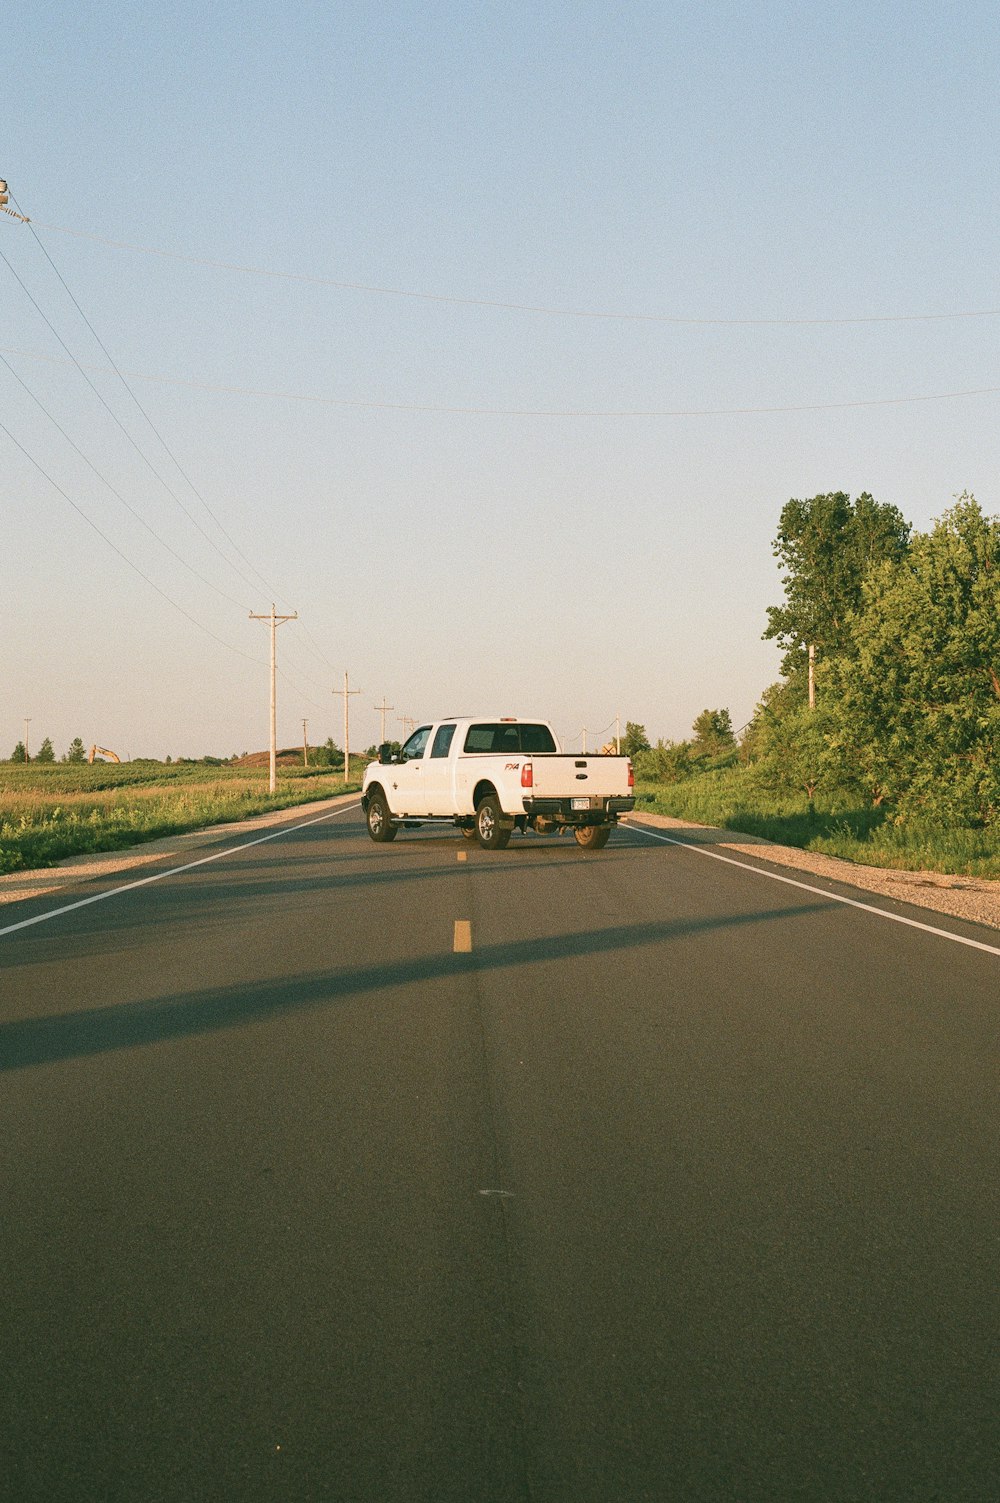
457, 850, 468, 862
453, 920, 473, 953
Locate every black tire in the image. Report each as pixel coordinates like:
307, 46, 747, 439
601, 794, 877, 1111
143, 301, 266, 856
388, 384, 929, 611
475, 794, 511, 851
366, 792, 398, 842
574, 824, 611, 850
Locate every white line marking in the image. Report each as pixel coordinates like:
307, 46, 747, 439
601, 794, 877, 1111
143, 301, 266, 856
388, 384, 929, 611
0, 803, 363, 939
622, 820, 1000, 959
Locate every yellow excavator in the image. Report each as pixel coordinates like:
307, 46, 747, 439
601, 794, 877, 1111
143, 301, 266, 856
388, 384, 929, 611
88, 746, 121, 764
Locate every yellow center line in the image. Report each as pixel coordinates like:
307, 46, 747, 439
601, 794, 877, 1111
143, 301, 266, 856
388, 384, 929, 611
453, 920, 473, 953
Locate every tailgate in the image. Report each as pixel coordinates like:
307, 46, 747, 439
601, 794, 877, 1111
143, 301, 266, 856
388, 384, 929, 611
529, 755, 632, 799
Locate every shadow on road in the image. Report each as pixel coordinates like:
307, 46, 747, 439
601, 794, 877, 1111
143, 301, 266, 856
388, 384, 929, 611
2, 903, 832, 1073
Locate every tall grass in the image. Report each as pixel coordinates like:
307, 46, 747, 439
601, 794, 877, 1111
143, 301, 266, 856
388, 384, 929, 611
0, 762, 364, 874
636, 768, 1000, 879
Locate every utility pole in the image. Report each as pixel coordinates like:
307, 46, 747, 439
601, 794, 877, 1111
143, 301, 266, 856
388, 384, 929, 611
808, 644, 816, 709
249, 604, 297, 794
581, 727, 588, 754
23, 717, 31, 762
615, 712, 621, 755
398, 714, 415, 741
302, 719, 309, 768
333, 671, 362, 785
375, 696, 394, 744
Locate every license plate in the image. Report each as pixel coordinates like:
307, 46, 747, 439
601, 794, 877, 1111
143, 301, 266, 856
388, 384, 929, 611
571, 797, 591, 810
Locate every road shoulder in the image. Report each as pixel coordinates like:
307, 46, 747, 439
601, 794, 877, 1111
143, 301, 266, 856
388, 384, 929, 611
625, 810, 1000, 933
0, 792, 361, 908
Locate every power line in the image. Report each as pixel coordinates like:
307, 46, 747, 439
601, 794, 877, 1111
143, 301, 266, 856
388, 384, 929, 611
14, 207, 279, 599
0, 241, 269, 602
2, 343, 997, 418
3, 189, 348, 715
2, 342, 336, 701
25, 218, 1000, 329
0, 350, 250, 612
10, 343, 1000, 419
0, 416, 264, 666
6, 198, 345, 681
4, 197, 342, 687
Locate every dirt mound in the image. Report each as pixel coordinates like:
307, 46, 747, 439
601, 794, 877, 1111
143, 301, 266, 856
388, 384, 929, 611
233, 748, 308, 767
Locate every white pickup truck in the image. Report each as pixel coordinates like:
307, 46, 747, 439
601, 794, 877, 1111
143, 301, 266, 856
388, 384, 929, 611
361, 715, 635, 850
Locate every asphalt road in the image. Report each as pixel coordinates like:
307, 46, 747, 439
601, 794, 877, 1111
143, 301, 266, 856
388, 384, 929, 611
2, 805, 997, 1502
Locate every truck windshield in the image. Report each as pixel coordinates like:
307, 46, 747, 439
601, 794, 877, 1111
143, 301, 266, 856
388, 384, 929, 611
463, 723, 557, 754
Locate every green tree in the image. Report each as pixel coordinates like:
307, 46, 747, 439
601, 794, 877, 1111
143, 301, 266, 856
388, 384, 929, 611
313, 737, 343, 768
10, 740, 27, 763
741, 679, 803, 764
634, 739, 694, 783
64, 737, 87, 763
764, 491, 910, 678
741, 671, 857, 802
836, 495, 1000, 822
691, 708, 735, 759
623, 722, 650, 757
36, 736, 55, 763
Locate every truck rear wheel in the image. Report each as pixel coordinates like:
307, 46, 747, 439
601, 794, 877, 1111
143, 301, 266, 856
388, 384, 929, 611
475, 794, 511, 851
574, 824, 611, 850
366, 792, 398, 842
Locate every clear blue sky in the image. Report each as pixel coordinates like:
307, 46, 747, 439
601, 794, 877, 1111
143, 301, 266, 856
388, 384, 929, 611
4, 1, 998, 758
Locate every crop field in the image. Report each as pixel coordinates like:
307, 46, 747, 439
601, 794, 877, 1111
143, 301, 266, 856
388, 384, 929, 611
0, 761, 364, 875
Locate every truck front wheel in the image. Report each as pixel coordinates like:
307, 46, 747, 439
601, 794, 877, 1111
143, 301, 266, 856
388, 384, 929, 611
476, 794, 511, 851
366, 792, 398, 842
574, 824, 611, 850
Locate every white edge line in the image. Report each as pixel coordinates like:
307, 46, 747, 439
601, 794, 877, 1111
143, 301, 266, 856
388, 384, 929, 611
621, 819, 1000, 959
0, 803, 362, 939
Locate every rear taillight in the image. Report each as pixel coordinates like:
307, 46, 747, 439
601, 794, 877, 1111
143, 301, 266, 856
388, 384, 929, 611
627, 760, 634, 788
521, 762, 533, 788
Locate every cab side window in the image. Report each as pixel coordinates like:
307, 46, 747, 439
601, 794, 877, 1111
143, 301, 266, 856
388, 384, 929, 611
430, 724, 456, 759
401, 725, 431, 760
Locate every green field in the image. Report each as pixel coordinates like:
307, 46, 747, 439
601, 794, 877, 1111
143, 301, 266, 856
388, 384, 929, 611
0, 761, 364, 875
636, 767, 1000, 880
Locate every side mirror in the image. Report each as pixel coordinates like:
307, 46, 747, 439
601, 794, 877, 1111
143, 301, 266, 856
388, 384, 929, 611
378, 743, 393, 765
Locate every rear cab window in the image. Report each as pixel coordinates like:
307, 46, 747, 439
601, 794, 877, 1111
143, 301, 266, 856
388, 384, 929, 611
462, 723, 556, 754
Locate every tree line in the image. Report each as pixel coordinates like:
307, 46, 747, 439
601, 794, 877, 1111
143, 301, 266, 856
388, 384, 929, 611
4, 736, 356, 767
635, 490, 1000, 827
7, 736, 87, 764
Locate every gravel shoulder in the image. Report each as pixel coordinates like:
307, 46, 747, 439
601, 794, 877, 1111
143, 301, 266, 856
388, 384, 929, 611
0, 792, 362, 908
626, 810, 1000, 933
